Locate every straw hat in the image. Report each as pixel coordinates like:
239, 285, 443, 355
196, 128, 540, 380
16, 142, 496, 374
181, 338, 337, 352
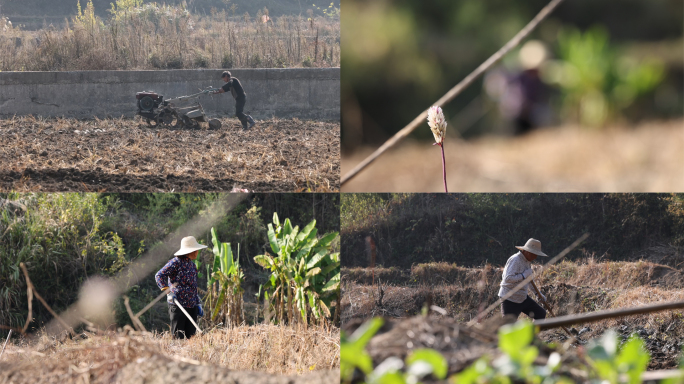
515, 238, 548, 257
174, 236, 208, 256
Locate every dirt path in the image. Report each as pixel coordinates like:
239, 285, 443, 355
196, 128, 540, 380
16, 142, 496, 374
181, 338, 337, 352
342, 119, 684, 192
0, 117, 340, 192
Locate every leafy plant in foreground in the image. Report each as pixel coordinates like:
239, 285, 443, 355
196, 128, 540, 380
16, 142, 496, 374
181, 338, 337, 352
341, 317, 448, 384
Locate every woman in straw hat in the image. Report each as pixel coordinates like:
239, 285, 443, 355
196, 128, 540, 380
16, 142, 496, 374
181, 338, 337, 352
155, 236, 207, 339
498, 238, 548, 320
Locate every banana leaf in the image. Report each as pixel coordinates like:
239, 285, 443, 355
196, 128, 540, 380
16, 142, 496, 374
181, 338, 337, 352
267, 223, 279, 254
296, 219, 317, 243
211, 280, 229, 321
322, 272, 340, 292
306, 249, 328, 269
321, 261, 340, 276
316, 231, 339, 249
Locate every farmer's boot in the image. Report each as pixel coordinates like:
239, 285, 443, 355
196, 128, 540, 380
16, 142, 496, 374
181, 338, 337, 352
247, 116, 256, 129
241, 120, 249, 130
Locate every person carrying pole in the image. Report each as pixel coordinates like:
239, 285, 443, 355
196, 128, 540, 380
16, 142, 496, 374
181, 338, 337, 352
498, 238, 548, 320
155, 236, 207, 339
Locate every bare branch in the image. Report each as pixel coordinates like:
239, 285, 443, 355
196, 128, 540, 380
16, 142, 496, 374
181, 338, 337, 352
341, 0, 566, 186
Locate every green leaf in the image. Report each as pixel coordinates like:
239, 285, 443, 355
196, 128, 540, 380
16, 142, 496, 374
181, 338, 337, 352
498, 320, 535, 358
211, 227, 221, 256
283, 218, 293, 236
296, 219, 317, 243
317, 231, 338, 248
406, 349, 448, 379
306, 267, 321, 277
294, 238, 317, 260
348, 317, 384, 349
322, 272, 340, 292
306, 249, 327, 269
616, 335, 649, 384
253, 254, 273, 269
211, 282, 228, 321
321, 261, 340, 276
267, 223, 279, 254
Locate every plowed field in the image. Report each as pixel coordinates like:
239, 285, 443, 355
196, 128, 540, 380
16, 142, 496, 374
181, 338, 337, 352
0, 117, 340, 192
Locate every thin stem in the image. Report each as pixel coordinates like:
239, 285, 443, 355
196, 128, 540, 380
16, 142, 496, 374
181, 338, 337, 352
341, 0, 566, 186
440, 143, 448, 193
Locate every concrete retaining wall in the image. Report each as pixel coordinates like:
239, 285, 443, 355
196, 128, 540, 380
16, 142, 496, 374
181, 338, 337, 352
0, 68, 339, 120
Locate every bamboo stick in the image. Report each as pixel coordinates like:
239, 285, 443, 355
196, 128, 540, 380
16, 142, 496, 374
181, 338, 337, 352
534, 300, 684, 330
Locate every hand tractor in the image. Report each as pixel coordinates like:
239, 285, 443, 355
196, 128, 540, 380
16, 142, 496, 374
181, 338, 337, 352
135, 86, 222, 129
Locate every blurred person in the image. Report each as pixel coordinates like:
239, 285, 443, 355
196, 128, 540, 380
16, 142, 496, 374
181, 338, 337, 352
155, 236, 207, 339
213, 71, 256, 130
486, 40, 552, 135
499, 238, 548, 320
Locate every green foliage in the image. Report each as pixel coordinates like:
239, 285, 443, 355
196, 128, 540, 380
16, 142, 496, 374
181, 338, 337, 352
341, 317, 383, 380
254, 213, 340, 325
206, 227, 244, 326
341, 317, 448, 384
109, 0, 144, 21
312, 2, 340, 20
454, 321, 650, 384
341, 193, 684, 269
0, 193, 123, 330
545, 26, 665, 127
75, 0, 104, 29
0, 193, 339, 334
586, 330, 649, 384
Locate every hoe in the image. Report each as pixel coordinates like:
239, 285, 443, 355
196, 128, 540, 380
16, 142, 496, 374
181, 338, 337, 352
136, 86, 222, 130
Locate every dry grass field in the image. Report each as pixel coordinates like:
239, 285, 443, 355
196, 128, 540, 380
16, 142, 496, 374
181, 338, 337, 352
342, 252, 684, 371
0, 116, 340, 192
341, 119, 684, 192
0, 9, 340, 71
0, 324, 340, 383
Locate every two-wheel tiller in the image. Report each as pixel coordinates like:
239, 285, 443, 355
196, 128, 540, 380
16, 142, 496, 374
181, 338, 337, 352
136, 87, 222, 129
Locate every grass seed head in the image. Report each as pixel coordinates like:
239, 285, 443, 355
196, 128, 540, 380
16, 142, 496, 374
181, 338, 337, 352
427, 106, 447, 145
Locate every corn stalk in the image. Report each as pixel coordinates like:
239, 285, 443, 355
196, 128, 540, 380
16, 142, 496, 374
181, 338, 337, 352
254, 213, 340, 326
206, 227, 244, 327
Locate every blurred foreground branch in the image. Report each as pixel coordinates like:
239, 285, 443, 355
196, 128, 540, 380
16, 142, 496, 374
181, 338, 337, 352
341, 0, 566, 186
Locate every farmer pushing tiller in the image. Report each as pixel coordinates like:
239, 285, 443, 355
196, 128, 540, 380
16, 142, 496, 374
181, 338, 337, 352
498, 238, 549, 320
155, 236, 206, 339
211, 71, 256, 130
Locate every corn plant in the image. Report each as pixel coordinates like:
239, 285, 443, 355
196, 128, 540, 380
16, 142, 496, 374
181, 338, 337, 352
205, 227, 244, 327
254, 213, 339, 326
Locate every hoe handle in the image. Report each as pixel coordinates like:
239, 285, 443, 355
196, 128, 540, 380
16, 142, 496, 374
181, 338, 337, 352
530, 280, 575, 339
174, 299, 203, 334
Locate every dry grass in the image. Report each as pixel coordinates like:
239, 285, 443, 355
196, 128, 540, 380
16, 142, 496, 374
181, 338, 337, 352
341, 119, 684, 192
0, 116, 340, 192
0, 324, 340, 383
0, 8, 339, 71
342, 258, 684, 326
343, 259, 684, 370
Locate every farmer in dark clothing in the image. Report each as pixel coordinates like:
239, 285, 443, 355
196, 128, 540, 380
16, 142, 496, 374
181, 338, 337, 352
155, 236, 206, 339
213, 70, 256, 130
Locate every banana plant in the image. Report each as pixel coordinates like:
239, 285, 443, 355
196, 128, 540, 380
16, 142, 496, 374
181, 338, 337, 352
254, 213, 340, 325
208, 227, 244, 326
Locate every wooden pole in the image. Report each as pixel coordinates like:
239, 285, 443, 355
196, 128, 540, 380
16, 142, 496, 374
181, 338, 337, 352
530, 280, 575, 340
534, 300, 684, 331
0, 330, 11, 361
